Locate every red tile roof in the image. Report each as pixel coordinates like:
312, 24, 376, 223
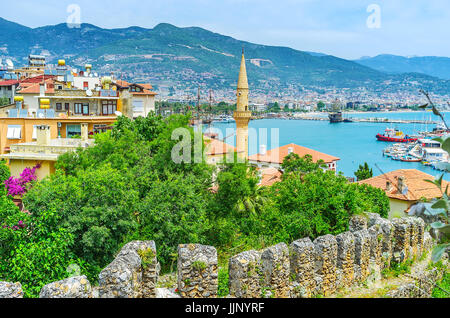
0, 80, 19, 86
359, 169, 449, 201
248, 143, 340, 165
259, 167, 283, 186
18, 79, 55, 94
204, 136, 236, 156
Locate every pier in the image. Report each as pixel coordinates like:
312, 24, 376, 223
291, 116, 439, 124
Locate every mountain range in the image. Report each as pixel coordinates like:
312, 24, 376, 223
0, 17, 449, 95
355, 54, 450, 80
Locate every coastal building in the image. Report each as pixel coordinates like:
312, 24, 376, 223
113, 80, 157, 118
0, 124, 94, 180
359, 169, 449, 219
233, 51, 252, 160
204, 135, 236, 165
248, 143, 340, 172
14, 55, 46, 80
0, 80, 19, 104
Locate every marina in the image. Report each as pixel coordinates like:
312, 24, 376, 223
210, 111, 450, 180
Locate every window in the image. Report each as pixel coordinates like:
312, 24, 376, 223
74, 103, 82, 114
66, 124, 81, 137
102, 100, 117, 115
7, 125, 22, 139
56, 103, 62, 111
132, 100, 144, 113
32, 125, 38, 140
65, 103, 69, 111
82, 103, 89, 115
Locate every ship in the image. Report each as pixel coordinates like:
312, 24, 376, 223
329, 112, 343, 123
376, 128, 418, 143
328, 99, 344, 123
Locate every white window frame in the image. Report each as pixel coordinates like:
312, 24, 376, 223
7, 125, 22, 140
32, 125, 38, 140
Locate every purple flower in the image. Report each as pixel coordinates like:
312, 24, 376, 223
4, 164, 40, 197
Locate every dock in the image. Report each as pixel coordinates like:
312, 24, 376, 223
292, 116, 439, 124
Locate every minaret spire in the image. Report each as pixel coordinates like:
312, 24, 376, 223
234, 49, 251, 160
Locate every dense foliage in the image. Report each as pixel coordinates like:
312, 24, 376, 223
1, 113, 391, 297
354, 162, 374, 181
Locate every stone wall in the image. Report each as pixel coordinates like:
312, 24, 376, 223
313, 235, 338, 296
229, 250, 262, 298
261, 243, 290, 298
289, 238, 316, 298
177, 244, 218, 298
39, 276, 92, 298
98, 241, 158, 298
335, 231, 355, 289
0, 216, 440, 299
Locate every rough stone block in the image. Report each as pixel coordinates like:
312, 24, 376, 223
414, 217, 426, 256
392, 218, 410, 263
177, 244, 218, 298
368, 225, 383, 267
229, 250, 262, 298
99, 240, 158, 298
335, 231, 355, 289
406, 217, 419, 259
349, 215, 368, 232
289, 238, 316, 298
353, 229, 371, 283
39, 276, 92, 298
0, 282, 23, 298
423, 232, 434, 253
261, 243, 290, 298
313, 235, 338, 296
372, 218, 394, 269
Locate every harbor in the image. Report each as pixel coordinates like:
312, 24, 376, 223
209, 111, 450, 180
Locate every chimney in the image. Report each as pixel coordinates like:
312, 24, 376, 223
260, 145, 267, 155
288, 147, 294, 154
81, 123, 89, 141
386, 181, 392, 192
36, 125, 51, 146
39, 83, 45, 96
398, 176, 407, 195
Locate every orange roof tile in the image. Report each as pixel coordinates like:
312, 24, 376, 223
359, 169, 448, 201
259, 167, 283, 187
114, 80, 130, 87
132, 89, 158, 96
248, 143, 340, 165
18, 79, 55, 94
204, 136, 236, 156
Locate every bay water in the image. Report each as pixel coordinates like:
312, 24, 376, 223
209, 111, 450, 180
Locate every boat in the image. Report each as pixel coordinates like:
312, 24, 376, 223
399, 156, 422, 162
376, 128, 418, 143
329, 112, 343, 123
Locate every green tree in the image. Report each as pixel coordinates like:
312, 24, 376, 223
270, 170, 389, 242
317, 101, 326, 111
281, 153, 325, 175
354, 162, 373, 181
0, 160, 10, 184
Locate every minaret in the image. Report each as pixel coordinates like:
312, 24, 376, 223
234, 50, 251, 160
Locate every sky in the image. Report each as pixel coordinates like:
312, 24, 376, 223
1, 0, 449, 60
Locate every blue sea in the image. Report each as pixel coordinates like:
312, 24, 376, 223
208, 111, 450, 180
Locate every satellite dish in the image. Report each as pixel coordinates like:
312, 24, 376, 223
114, 111, 123, 116
86, 89, 93, 97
